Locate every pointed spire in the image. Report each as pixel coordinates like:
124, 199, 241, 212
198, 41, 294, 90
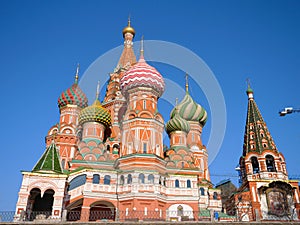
243, 85, 278, 156
128, 14, 131, 27
185, 73, 189, 93
75, 63, 80, 84
32, 141, 63, 174
139, 35, 145, 62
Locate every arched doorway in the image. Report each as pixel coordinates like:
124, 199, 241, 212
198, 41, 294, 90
66, 199, 83, 221
89, 201, 115, 221
27, 188, 55, 220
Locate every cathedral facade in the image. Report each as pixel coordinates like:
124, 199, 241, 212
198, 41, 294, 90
14, 21, 224, 222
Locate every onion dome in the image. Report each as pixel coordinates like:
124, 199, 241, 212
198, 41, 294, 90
58, 65, 88, 109
122, 19, 135, 37
120, 43, 165, 97
79, 99, 111, 127
166, 109, 190, 134
170, 93, 207, 126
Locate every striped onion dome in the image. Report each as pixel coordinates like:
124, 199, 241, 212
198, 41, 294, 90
58, 83, 88, 109
166, 109, 190, 134
170, 93, 207, 126
79, 99, 111, 127
120, 55, 165, 97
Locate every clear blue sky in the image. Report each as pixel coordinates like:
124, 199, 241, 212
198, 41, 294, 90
1, 0, 300, 211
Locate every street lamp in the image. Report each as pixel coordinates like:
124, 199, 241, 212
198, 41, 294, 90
279, 107, 300, 116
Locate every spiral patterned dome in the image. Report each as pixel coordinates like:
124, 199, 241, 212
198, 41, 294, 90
120, 56, 165, 97
58, 83, 88, 109
170, 93, 207, 126
79, 99, 111, 127
166, 109, 190, 134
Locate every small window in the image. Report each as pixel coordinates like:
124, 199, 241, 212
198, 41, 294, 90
120, 175, 124, 185
127, 174, 132, 184
200, 187, 205, 195
107, 145, 110, 152
93, 174, 100, 184
143, 143, 147, 153
104, 175, 111, 185
148, 174, 154, 184
187, 180, 191, 188
251, 156, 260, 174
175, 179, 180, 188
266, 155, 276, 172
213, 192, 218, 200
139, 174, 145, 184
143, 100, 146, 109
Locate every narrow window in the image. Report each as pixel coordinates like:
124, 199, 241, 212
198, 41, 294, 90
92, 174, 100, 184
175, 179, 180, 188
139, 173, 145, 184
213, 192, 218, 200
120, 175, 124, 185
143, 100, 146, 109
104, 175, 111, 185
61, 159, 65, 170
143, 143, 147, 153
127, 174, 132, 184
266, 155, 276, 172
187, 180, 191, 188
251, 156, 260, 174
200, 187, 205, 195
148, 174, 154, 184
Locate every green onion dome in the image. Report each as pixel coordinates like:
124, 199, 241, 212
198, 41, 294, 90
58, 83, 88, 109
170, 93, 207, 126
79, 99, 111, 127
166, 109, 190, 134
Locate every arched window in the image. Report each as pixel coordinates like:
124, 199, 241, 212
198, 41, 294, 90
163, 177, 166, 186
200, 187, 205, 195
68, 174, 86, 191
213, 192, 218, 200
139, 174, 145, 184
127, 174, 132, 184
92, 174, 100, 184
106, 145, 110, 153
148, 174, 154, 184
175, 179, 180, 188
251, 156, 260, 174
120, 175, 124, 185
159, 176, 162, 185
187, 180, 191, 188
266, 155, 276, 172
104, 175, 111, 185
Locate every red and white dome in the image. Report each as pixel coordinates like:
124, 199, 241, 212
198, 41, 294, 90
120, 56, 165, 97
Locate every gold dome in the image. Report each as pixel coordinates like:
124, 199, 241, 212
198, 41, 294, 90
122, 20, 135, 37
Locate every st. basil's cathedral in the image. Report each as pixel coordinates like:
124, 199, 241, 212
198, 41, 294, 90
14, 20, 300, 222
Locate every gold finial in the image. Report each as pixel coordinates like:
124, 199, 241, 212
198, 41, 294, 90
96, 81, 100, 100
185, 73, 189, 92
75, 63, 80, 84
122, 15, 135, 37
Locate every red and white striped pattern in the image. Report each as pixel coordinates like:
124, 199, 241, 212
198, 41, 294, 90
120, 57, 165, 97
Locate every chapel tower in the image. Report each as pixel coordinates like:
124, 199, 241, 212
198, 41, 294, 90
234, 84, 300, 221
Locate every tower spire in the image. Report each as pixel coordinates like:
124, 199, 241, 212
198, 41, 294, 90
96, 81, 100, 100
140, 35, 145, 60
246, 78, 254, 99
185, 73, 189, 92
75, 63, 80, 84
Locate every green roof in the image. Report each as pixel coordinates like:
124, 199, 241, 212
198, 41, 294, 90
32, 142, 63, 174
